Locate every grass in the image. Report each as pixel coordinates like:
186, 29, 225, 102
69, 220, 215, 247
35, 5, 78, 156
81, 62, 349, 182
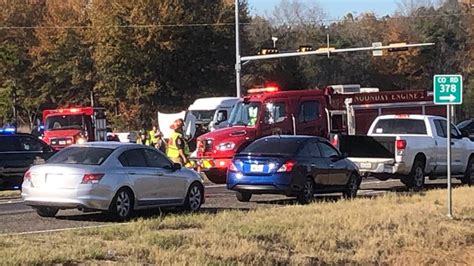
0, 190, 21, 199
0, 187, 473, 264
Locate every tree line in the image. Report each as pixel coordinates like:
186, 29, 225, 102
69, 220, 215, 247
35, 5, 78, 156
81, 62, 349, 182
0, 0, 472, 130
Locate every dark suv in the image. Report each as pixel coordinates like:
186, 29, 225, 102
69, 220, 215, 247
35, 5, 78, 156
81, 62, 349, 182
0, 134, 54, 189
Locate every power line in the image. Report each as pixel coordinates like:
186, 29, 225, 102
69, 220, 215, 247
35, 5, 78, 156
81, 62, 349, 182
0, 12, 470, 30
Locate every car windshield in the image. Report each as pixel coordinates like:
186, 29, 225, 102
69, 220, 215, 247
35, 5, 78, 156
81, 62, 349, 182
45, 115, 84, 130
240, 137, 303, 156
188, 110, 215, 123
47, 147, 113, 165
372, 119, 427, 135
229, 102, 260, 127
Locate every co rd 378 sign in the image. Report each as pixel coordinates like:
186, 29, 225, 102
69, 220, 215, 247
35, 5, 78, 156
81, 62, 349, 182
433, 74, 463, 105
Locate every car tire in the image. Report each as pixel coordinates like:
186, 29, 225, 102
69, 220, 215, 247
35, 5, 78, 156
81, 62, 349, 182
297, 177, 315, 204
109, 188, 134, 221
35, 207, 59, 218
236, 191, 252, 202
461, 156, 474, 185
343, 173, 360, 199
402, 159, 425, 192
183, 182, 204, 212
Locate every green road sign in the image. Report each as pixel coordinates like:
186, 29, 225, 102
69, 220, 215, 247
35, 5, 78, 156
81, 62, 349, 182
433, 74, 463, 105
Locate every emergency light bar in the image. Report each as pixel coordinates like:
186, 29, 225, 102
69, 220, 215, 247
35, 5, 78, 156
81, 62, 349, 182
247, 86, 279, 94
0, 127, 16, 135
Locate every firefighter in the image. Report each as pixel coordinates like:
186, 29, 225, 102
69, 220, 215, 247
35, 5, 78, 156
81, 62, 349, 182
148, 125, 158, 147
166, 119, 190, 166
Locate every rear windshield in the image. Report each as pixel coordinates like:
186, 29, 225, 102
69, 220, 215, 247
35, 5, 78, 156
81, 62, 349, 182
372, 119, 427, 135
240, 138, 303, 155
47, 147, 113, 165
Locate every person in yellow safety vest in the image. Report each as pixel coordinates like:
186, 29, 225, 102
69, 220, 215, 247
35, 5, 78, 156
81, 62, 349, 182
166, 119, 190, 166
248, 106, 258, 126
148, 125, 158, 147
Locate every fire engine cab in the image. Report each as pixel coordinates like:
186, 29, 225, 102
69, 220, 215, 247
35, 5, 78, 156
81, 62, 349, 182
42, 107, 107, 150
195, 84, 446, 184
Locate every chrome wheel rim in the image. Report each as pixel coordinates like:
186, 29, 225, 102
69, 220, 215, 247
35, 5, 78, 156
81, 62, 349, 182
303, 180, 314, 201
414, 167, 424, 187
189, 185, 202, 211
116, 191, 131, 217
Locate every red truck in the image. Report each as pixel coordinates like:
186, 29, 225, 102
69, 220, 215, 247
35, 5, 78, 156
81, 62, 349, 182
42, 107, 107, 150
195, 85, 446, 184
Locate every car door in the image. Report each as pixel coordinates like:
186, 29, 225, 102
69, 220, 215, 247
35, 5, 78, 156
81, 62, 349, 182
296, 99, 325, 136
434, 120, 465, 174
143, 148, 186, 202
0, 136, 23, 188
318, 141, 348, 185
118, 148, 159, 206
305, 140, 327, 185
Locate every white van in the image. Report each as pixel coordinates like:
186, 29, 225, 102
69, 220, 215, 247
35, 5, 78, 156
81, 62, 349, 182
187, 97, 239, 132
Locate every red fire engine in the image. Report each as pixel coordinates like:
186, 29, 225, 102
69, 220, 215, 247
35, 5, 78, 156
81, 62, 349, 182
195, 85, 446, 183
42, 107, 107, 150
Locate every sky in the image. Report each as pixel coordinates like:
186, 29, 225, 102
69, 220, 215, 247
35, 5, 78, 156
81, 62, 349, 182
247, 0, 400, 19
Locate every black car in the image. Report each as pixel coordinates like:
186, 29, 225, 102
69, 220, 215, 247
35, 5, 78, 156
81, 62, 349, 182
457, 119, 474, 140
0, 133, 55, 189
227, 135, 361, 204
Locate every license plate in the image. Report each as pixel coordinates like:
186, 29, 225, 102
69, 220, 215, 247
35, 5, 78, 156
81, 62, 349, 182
360, 162, 372, 169
250, 164, 264, 172
59, 140, 66, 145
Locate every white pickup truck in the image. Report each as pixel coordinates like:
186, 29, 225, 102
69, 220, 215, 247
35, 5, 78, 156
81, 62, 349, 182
335, 115, 474, 191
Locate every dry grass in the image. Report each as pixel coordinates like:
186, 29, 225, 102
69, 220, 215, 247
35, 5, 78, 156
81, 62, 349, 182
0, 190, 21, 199
0, 187, 473, 265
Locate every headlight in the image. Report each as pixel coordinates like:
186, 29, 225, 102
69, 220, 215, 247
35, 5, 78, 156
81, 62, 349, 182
76, 137, 87, 144
216, 142, 235, 151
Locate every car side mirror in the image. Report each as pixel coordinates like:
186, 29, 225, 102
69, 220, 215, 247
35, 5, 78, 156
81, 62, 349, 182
172, 163, 182, 171
330, 154, 340, 162
460, 129, 469, 138
342, 152, 349, 158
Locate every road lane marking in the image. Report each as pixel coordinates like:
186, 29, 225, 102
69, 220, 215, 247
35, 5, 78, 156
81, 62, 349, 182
0, 222, 132, 237
0, 200, 24, 205
0, 209, 34, 216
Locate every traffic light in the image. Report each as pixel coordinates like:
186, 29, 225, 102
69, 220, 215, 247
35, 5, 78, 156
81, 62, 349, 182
298, 45, 313, 52
258, 48, 279, 55
388, 43, 409, 52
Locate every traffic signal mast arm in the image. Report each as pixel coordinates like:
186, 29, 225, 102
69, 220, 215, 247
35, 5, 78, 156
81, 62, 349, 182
241, 42, 435, 62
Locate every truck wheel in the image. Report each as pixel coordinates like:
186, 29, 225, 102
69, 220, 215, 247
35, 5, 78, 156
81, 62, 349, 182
236, 191, 252, 202
402, 160, 425, 192
297, 177, 315, 204
343, 173, 360, 199
35, 207, 59, 218
461, 156, 474, 185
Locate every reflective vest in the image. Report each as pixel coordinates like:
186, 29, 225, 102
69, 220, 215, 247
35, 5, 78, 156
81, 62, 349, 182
148, 130, 157, 145
166, 132, 182, 158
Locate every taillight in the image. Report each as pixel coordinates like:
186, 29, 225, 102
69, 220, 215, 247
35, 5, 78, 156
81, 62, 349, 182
277, 160, 296, 172
396, 139, 407, 150
82, 173, 105, 184
24, 170, 32, 181
331, 135, 339, 147
229, 162, 238, 172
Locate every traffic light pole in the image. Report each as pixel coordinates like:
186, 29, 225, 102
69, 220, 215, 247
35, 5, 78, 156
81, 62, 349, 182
234, 0, 242, 98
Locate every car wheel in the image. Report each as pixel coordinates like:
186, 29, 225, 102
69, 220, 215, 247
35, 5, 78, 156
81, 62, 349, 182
236, 191, 252, 202
297, 177, 314, 204
343, 173, 359, 199
35, 207, 59, 218
183, 182, 204, 212
461, 156, 474, 185
402, 160, 425, 192
109, 188, 134, 221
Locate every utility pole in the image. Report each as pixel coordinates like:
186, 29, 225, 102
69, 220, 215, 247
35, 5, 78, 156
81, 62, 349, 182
234, 0, 241, 98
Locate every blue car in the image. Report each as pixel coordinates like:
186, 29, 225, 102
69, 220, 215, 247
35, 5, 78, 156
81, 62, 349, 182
227, 135, 360, 204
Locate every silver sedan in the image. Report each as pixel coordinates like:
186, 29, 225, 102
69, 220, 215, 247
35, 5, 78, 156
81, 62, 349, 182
21, 142, 204, 220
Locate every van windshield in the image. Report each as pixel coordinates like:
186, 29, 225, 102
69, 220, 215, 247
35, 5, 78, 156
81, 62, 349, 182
45, 115, 87, 131
229, 102, 260, 127
188, 110, 215, 123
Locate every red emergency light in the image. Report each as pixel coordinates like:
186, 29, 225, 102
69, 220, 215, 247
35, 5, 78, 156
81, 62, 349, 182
248, 85, 280, 94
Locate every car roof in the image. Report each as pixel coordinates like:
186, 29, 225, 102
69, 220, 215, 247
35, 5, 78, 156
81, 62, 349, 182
70, 141, 141, 149
260, 135, 326, 141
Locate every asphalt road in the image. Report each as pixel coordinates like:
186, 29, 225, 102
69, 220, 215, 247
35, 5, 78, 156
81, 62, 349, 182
0, 178, 462, 235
